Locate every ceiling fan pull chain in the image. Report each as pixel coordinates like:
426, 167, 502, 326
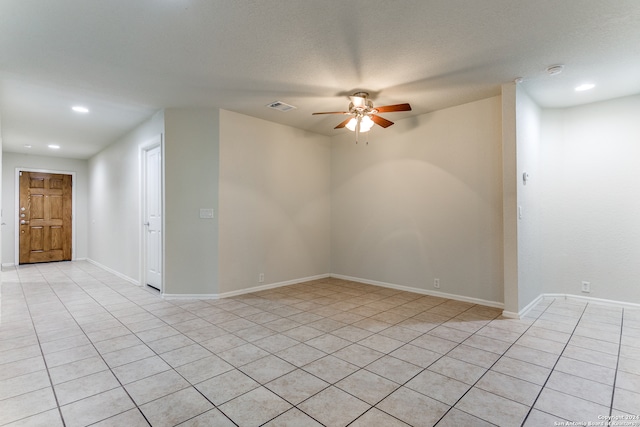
365, 120, 369, 145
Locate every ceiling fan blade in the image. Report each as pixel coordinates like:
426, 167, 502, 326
312, 111, 350, 115
374, 103, 412, 113
334, 117, 353, 129
371, 115, 394, 128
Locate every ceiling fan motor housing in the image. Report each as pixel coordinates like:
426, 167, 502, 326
349, 92, 375, 116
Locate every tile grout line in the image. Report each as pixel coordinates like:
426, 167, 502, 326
189, 286, 508, 427
182, 282, 478, 426
67, 276, 335, 425
166, 279, 466, 425
520, 299, 590, 426
67, 262, 245, 426
293, 296, 497, 423
422, 298, 556, 426
9, 266, 67, 427
608, 308, 624, 418
0, 268, 537, 426
90, 272, 336, 425
154, 284, 334, 425
196, 280, 382, 425
344, 302, 506, 427
32, 263, 154, 427
10, 264, 632, 427
74, 265, 280, 426
283, 296, 460, 426
189, 279, 400, 426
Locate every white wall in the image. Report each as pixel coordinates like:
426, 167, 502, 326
219, 109, 331, 294
0, 116, 3, 267
331, 97, 504, 305
539, 94, 640, 303
501, 84, 519, 313
2, 152, 88, 265
515, 86, 543, 311
163, 108, 220, 295
88, 111, 164, 281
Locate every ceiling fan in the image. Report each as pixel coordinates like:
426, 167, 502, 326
312, 92, 411, 142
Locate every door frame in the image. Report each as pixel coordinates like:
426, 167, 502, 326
14, 168, 76, 266
139, 135, 164, 293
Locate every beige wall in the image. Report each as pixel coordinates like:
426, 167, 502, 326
499, 83, 544, 314
88, 111, 164, 281
79, 92, 639, 309
163, 108, 220, 295
218, 109, 331, 294
0, 115, 2, 267
501, 84, 519, 313
331, 96, 504, 305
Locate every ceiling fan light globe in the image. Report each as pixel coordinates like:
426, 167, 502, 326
345, 116, 374, 132
360, 115, 374, 132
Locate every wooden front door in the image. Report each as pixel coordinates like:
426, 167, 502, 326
19, 171, 72, 264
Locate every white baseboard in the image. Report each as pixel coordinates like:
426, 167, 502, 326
85, 258, 139, 286
161, 293, 218, 300
76, 262, 640, 315
3, 261, 88, 269
505, 293, 640, 320
3, 260, 88, 269
216, 274, 331, 299
330, 274, 504, 309
543, 293, 640, 310
502, 294, 544, 319
162, 273, 331, 300
500, 311, 519, 319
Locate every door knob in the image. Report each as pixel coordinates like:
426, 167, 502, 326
20, 220, 29, 225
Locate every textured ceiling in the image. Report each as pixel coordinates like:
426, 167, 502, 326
1, 0, 639, 159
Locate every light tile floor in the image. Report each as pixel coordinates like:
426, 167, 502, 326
1, 261, 639, 426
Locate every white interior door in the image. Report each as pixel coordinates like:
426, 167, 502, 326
144, 145, 162, 290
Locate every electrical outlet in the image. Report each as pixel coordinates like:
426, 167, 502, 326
434, 278, 440, 289
581, 281, 591, 293
259, 273, 265, 283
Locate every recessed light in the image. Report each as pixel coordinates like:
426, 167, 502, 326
24, 144, 32, 149
72, 105, 89, 113
575, 83, 595, 92
48, 144, 60, 149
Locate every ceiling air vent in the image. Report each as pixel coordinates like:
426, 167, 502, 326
266, 101, 297, 112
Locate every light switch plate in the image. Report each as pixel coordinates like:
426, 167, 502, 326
199, 208, 214, 219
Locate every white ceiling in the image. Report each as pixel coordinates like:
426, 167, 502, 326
1, 1, 639, 159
